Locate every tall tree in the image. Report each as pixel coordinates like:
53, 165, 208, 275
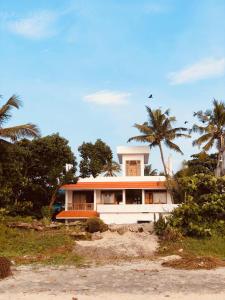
0, 134, 77, 216
192, 99, 225, 176
0, 95, 40, 142
128, 106, 190, 177
102, 160, 121, 177
78, 139, 113, 178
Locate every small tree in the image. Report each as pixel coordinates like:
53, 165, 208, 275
102, 160, 121, 177
144, 164, 158, 176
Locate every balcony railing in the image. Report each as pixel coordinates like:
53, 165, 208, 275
72, 203, 94, 211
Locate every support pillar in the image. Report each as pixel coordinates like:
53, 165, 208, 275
142, 189, 145, 205
94, 190, 97, 211
122, 190, 126, 205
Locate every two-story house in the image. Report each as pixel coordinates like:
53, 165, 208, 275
56, 146, 177, 224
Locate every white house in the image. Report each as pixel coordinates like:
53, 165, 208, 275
56, 146, 178, 224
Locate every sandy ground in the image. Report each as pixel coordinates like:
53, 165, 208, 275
1, 259, 225, 300
1, 229, 225, 299
75, 230, 158, 260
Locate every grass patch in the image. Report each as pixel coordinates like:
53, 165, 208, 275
158, 234, 225, 260
0, 223, 84, 266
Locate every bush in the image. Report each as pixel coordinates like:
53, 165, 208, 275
86, 217, 108, 233
154, 215, 167, 236
41, 206, 53, 221
167, 174, 225, 238
0, 257, 12, 279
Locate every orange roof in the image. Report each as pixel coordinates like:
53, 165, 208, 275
62, 181, 166, 190
56, 210, 99, 219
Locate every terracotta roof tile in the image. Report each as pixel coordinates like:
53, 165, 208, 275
62, 181, 166, 190
56, 210, 99, 219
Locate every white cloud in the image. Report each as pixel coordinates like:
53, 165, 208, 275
84, 90, 130, 106
7, 11, 58, 39
168, 58, 225, 85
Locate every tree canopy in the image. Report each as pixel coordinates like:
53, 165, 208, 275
78, 139, 113, 178
0, 134, 77, 216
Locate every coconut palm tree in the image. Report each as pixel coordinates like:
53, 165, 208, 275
128, 106, 190, 177
102, 160, 121, 177
0, 95, 40, 142
192, 99, 225, 176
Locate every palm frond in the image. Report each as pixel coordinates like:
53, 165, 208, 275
0, 95, 22, 125
127, 134, 155, 143
164, 139, 183, 154
192, 133, 213, 147
0, 123, 40, 141
203, 138, 215, 151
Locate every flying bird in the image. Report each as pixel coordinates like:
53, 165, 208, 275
148, 94, 153, 99
184, 121, 188, 124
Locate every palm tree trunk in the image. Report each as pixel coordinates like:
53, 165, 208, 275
215, 136, 224, 177
158, 143, 168, 177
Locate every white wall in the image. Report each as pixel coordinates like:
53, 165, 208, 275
98, 204, 178, 224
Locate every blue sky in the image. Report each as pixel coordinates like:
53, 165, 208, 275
1, 0, 225, 172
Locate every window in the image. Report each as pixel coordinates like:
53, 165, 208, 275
101, 190, 122, 204
125, 189, 142, 204
153, 192, 167, 204
126, 160, 141, 176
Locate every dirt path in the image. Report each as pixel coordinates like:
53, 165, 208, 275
1, 259, 225, 300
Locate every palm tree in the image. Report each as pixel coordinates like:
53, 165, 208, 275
192, 99, 225, 176
144, 164, 158, 176
0, 95, 40, 142
102, 160, 121, 177
128, 106, 190, 177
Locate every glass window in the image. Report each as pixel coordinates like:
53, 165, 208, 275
126, 160, 141, 176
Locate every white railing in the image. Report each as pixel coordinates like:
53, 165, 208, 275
97, 204, 178, 214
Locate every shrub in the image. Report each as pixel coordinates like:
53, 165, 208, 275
154, 215, 167, 236
0, 257, 12, 279
167, 174, 225, 238
41, 206, 53, 221
86, 217, 108, 233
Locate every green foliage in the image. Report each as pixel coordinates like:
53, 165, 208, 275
85, 217, 108, 233
176, 152, 217, 177
41, 206, 53, 220
154, 216, 167, 236
168, 174, 225, 237
78, 139, 113, 178
0, 134, 77, 217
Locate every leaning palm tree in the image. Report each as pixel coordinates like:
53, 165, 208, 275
192, 99, 225, 176
102, 160, 121, 177
0, 95, 40, 142
128, 106, 190, 177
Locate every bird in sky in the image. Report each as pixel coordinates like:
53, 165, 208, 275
184, 121, 188, 124
148, 94, 153, 99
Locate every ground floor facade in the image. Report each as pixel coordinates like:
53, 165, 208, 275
56, 177, 178, 224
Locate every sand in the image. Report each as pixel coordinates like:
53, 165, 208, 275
1, 259, 225, 300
